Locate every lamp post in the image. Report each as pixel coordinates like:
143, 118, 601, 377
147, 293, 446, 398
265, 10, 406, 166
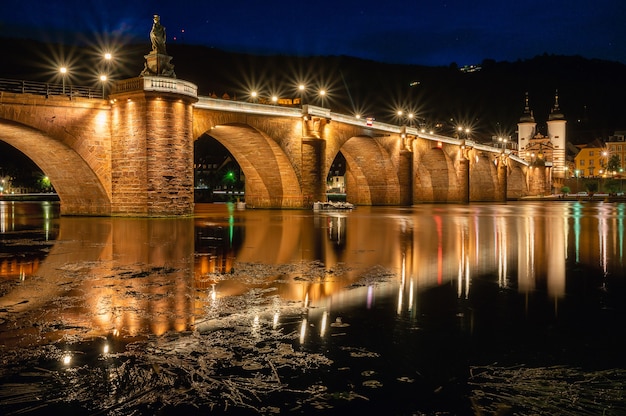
60, 66, 67, 95
457, 126, 470, 140
99, 74, 107, 98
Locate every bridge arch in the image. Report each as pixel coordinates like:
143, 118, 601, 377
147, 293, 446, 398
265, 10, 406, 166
197, 123, 303, 208
413, 147, 460, 202
469, 151, 498, 201
339, 136, 402, 205
507, 164, 527, 199
0, 119, 111, 215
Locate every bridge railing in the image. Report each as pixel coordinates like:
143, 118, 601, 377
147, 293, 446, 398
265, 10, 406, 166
0, 78, 105, 99
112, 77, 198, 99
196, 96, 302, 117
195, 96, 529, 165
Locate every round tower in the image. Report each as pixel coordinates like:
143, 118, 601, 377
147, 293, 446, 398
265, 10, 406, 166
517, 92, 536, 162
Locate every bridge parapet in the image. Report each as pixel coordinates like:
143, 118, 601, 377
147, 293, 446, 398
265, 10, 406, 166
113, 76, 197, 99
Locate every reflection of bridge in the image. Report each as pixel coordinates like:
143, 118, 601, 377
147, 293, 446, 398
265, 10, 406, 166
0, 76, 547, 216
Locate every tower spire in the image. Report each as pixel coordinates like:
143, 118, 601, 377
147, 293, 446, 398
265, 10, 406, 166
520, 92, 535, 122
549, 89, 565, 120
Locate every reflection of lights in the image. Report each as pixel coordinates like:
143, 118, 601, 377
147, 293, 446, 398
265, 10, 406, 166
320, 311, 328, 337
396, 283, 403, 315
299, 319, 307, 344
252, 314, 260, 339
273, 313, 279, 329
618, 204, 625, 264
435, 215, 443, 285
496, 217, 506, 290
103, 344, 110, 354
573, 203, 582, 263
458, 226, 469, 298
599, 210, 608, 276
63, 354, 71, 365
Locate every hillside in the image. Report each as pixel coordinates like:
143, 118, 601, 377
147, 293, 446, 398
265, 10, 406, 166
2, 36, 626, 143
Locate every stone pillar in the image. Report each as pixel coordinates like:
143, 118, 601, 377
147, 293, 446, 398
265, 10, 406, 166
459, 146, 470, 203
528, 164, 549, 196
145, 95, 195, 215
399, 149, 413, 205
301, 137, 326, 204
497, 153, 508, 202
110, 77, 198, 216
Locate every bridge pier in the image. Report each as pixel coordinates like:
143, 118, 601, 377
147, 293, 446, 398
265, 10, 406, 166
399, 148, 413, 205
459, 145, 470, 203
110, 77, 198, 216
528, 163, 551, 196
496, 153, 508, 202
301, 137, 326, 204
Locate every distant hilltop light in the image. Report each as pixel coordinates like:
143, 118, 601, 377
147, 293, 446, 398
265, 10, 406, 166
460, 65, 482, 73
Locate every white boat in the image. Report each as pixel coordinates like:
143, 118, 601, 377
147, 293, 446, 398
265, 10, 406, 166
313, 201, 354, 211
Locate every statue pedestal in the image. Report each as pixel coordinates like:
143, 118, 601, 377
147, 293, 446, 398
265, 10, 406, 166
140, 53, 176, 78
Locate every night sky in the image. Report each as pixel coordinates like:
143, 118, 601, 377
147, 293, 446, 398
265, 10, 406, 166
1, 0, 625, 67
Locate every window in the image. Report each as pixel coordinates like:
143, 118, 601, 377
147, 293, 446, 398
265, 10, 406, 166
590, 151, 594, 156
589, 159, 594, 166
580, 160, 585, 166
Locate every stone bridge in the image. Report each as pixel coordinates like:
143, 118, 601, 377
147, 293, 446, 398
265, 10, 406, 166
0, 76, 545, 216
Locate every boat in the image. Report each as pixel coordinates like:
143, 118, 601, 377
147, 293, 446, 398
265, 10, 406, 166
313, 201, 355, 211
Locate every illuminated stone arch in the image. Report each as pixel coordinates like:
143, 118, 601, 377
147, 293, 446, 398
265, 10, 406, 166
198, 123, 303, 208
469, 152, 498, 201
0, 119, 111, 215
339, 136, 401, 205
413, 147, 459, 202
507, 164, 526, 199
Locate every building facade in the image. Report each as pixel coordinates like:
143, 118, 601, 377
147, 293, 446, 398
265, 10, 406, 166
517, 91, 567, 179
574, 133, 626, 178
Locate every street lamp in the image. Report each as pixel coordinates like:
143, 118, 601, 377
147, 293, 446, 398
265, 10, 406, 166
99, 74, 107, 98
60, 66, 67, 95
319, 89, 326, 107
457, 126, 470, 139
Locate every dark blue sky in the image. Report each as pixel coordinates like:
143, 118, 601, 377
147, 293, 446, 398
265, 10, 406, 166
1, 0, 625, 67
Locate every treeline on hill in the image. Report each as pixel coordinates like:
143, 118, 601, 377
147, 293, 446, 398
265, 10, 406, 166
2, 36, 626, 143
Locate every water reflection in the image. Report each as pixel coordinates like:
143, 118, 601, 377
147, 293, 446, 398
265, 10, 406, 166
2, 202, 626, 336
1, 201, 626, 414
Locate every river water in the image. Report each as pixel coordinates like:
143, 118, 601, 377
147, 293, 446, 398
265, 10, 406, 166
1, 201, 625, 415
